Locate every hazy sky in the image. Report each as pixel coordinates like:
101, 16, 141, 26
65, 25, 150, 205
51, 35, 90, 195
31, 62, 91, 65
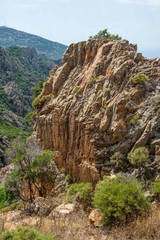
1, 0, 160, 57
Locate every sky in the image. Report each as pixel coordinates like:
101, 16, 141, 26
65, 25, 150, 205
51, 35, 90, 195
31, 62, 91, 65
0, 0, 160, 57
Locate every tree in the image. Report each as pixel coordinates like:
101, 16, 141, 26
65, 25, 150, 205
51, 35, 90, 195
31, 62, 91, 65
89, 29, 121, 40
5, 138, 55, 203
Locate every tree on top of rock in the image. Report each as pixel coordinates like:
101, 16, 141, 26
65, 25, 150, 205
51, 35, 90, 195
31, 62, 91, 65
89, 29, 121, 40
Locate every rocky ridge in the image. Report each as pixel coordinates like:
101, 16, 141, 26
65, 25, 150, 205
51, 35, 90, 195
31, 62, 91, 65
34, 39, 160, 183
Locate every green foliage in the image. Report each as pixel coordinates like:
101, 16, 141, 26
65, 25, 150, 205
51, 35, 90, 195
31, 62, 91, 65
110, 151, 124, 169
24, 111, 35, 126
73, 86, 80, 95
0, 226, 56, 240
34, 81, 44, 99
91, 76, 98, 83
0, 187, 7, 209
5, 138, 54, 203
131, 73, 149, 85
0, 123, 29, 141
151, 177, 160, 201
66, 182, 93, 204
66, 174, 73, 183
32, 94, 51, 109
127, 147, 150, 166
93, 174, 150, 224
32, 96, 41, 108
0, 201, 23, 213
89, 29, 121, 40
130, 113, 140, 125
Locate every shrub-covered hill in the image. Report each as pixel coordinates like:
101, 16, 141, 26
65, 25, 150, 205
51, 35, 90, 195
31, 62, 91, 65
0, 26, 67, 61
0, 46, 54, 116
0, 45, 55, 166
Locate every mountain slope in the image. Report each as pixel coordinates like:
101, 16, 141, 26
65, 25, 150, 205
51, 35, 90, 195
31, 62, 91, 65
0, 46, 55, 166
0, 46, 54, 116
0, 26, 67, 60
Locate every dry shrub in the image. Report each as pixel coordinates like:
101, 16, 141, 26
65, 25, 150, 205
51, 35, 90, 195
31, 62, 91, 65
106, 203, 160, 240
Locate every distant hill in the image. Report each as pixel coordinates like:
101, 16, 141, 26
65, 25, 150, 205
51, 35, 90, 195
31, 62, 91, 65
0, 45, 55, 166
0, 26, 67, 60
0, 45, 54, 117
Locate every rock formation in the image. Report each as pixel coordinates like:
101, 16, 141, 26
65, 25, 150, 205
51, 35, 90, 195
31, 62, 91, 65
34, 39, 160, 183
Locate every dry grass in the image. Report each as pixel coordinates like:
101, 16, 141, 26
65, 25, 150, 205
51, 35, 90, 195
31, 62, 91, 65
0, 203, 160, 240
102, 203, 160, 240
37, 203, 160, 240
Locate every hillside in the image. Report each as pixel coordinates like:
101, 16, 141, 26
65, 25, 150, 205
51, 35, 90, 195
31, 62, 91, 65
0, 26, 67, 60
0, 46, 55, 167
0, 38, 160, 240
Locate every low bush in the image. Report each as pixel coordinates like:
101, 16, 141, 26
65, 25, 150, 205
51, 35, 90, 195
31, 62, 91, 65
66, 182, 93, 204
127, 147, 150, 167
0, 187, 6, 209
151, 177, 160, 201
130, 113, 140, 125
93, 174, 150, 224
131, 73, 149, 85
32, 94, 51, 109
110, 151, 124, 164
0, 226, 56, 240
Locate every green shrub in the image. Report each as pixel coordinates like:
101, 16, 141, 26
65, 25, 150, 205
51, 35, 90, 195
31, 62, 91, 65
93, 174, 150, 224
32, 94, 51, 109
130, 113, 140, 125
151, 177, 160, 201
73, 86, 80, 95
0, 201, 23, 213
24, 111, 35, 126
91, 76, 98, 83
66, 182, 93, 204
34, 81, 44, 98
0, 187, 7, 209
110, 151, 123, 164
89, 29, 121, 40
66, 174, 73, 183
128, 147, 150, 166
32, 96, 41, 108
0, 226, 56, 240
131, 73, 149, 85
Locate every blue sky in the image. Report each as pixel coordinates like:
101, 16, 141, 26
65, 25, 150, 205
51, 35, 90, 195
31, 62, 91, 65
1, 0, 160, 57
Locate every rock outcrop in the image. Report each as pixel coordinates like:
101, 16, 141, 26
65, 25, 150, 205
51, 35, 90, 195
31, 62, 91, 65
34, 39, 160, 183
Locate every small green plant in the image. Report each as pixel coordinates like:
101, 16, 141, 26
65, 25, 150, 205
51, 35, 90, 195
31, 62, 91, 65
24, 111, 35, 126
0, 226, 56, 240
130, 113, 140, 125
91, 76, 98, 83
151, 177, 160, 201
93, 174, 150, 224
32, 94, 51, 109
110, 151, 124, 168
34, 81, 44, 98
127, 147, 150, 167
73, 86, 80, 95
66, 182, 93, 204
0, 201, 23, 213
131, 73, 149, 85
66, 174, 73, 183
32, 96, 41, 108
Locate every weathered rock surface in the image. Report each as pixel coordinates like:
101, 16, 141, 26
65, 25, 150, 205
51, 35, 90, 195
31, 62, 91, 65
34, 39, 160, 183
